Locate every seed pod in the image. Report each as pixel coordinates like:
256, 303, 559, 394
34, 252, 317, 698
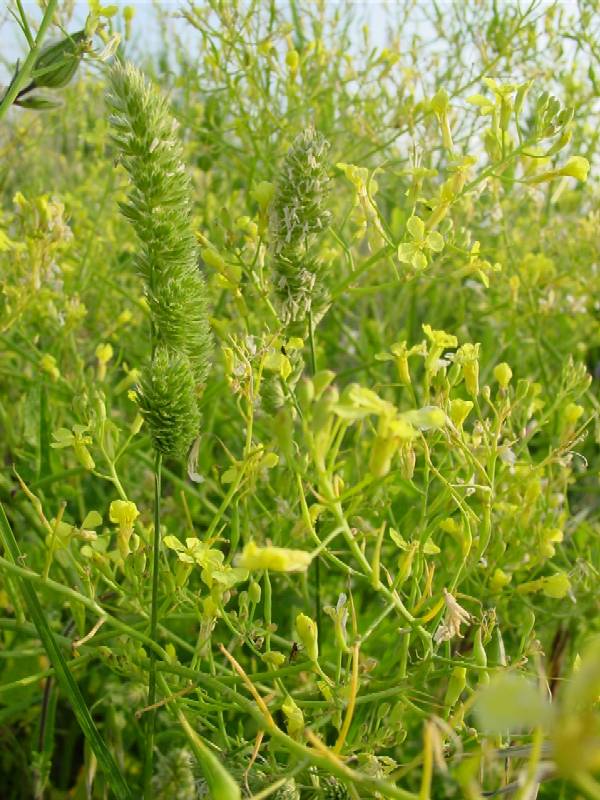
30, 31, 89, 90
473, 627, 487, 668
444, 666, 467, 710
488, 626, 507, 667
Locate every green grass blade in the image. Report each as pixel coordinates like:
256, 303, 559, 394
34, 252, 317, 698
0, 502, 132, 800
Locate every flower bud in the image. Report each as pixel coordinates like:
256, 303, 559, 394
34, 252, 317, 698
296, 612, 318, 662
493, 362, 513, 389
398, 443, 416, 481
40, 353, 60, 382
450, 398, 473, 428
464, 360, 479, 397
109, 499, 140, 560
369, 434, 397, 478
285, 49, 300, 74
490, 567, 511, 592
251, 181, 275, 210
248, 580, 262, 604
473, 627, 487, 668
95, 342, 113, 382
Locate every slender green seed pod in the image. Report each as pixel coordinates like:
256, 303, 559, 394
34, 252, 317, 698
137, 347, 201, 458
107, 62, 212, 386
30, 30, 89, 90
444, 666, 467, 710
270, 126, 331, 324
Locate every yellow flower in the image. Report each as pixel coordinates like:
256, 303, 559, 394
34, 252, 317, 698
397, 216, 444, 270
116, 309, 133, 327
555, 156, 590, 181
450, 398, 473, 428
235, 540, 312, 573
403, 405, 446, 430
40, 353, 60, 382
528, 155, 590, 184
493, 362, 513, 389
251, 180, 275, 209
109, 499, 139, 559
430, 88, 453, 151
454, 343, 481, 397
285, 49, 300, 75
563, 402, 584, 426
518, 571, 572, 599
51, 425, 95, 470
490, 568, 511, 592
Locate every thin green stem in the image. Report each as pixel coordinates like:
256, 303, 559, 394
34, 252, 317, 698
307, 307, 322, 636
143, 451, 162, 799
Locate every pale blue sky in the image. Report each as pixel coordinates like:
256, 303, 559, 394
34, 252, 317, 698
1, 1, 397, 83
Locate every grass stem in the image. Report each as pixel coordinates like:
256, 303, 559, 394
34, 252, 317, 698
143, 451, 162, 798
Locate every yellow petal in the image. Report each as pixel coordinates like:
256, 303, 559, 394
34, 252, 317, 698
235, 541, 313, 573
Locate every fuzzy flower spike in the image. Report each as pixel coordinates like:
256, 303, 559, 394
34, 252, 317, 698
270, 125, 331, 327
107, 63, 212, 458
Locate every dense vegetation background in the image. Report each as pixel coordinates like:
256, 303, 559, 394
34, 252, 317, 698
0, 1, 599, 798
